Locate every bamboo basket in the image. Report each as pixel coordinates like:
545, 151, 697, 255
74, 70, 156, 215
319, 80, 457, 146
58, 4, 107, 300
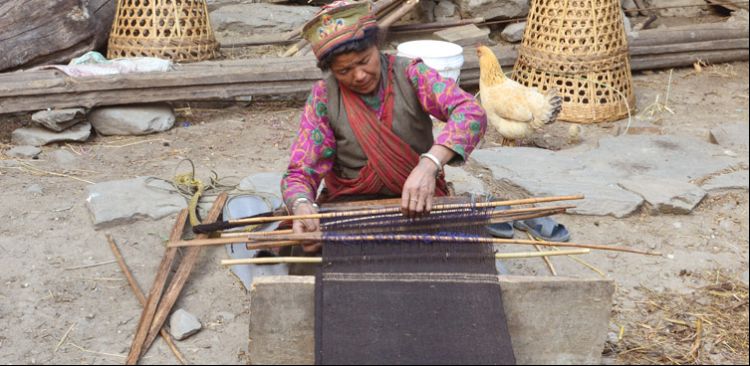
107, 0, 219, 62
511, 0, 635, 123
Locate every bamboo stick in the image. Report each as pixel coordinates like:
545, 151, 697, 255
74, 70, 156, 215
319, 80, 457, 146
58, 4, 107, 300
108, 235, 187, 365
192, 195, 584, 233
176, 206, 572, 248
252, 232, 660, 256
379, 0, 421, 30
220, 249, 591, 265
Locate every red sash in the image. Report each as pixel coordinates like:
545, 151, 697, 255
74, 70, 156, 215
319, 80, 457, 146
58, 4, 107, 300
324, 55, 448, 200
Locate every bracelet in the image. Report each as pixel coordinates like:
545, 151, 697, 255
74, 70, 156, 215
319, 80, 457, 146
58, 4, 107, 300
291, 197, 318, 212
419, 153, 443, 174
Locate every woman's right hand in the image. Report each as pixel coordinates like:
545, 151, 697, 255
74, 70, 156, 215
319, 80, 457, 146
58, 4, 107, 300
292, 201, 321, 253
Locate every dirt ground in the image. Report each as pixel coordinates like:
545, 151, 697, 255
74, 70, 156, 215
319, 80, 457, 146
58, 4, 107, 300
1, 58, 748, 364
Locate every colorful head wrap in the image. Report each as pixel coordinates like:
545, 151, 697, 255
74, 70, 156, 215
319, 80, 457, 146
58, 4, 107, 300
302, 1, 378, 60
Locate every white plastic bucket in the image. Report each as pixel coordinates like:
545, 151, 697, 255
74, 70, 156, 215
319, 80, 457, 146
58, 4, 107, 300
396, 40, 464, 81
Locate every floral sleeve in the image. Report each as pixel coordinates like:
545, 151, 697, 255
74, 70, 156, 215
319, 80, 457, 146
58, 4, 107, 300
406, 60, 487, 164
280, 80, 337, 208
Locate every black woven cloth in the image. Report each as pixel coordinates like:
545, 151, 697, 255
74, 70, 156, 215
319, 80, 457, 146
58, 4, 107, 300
314, 205, 516, 365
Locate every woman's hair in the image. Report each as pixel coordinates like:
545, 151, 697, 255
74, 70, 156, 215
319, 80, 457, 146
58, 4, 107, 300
316, 26, 382, 71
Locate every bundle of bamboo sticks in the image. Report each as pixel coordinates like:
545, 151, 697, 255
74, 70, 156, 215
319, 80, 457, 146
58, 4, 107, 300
176, 194, 662, 266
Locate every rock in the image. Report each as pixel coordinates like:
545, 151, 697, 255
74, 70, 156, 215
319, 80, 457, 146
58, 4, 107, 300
210, 3, 318, 36
742, 270, 749, 285
239, 172, 286, 198
710, 122, 749, 151
701, 171, 749, 192
31, 108, 86, 132
444, 165, 487, 196
618, 177, 706, 214
421, 0, 436, 22
169, 309, 202, 341
11, 122, 91, 147
621, 0, 637, 13
500, 21, 526, 43
434, 0, 458, 19
618, 122, 664, 135
25, 184, 44, 195
89, 104, 175, 136
434, 24, 490, 47
0, 0, 115, 72
643, 0, 707, 16
455, 0, 529, 20
471, 135, 743, 217
46, 149, 78, 168
7, 146, 42, 159
85, 176, 187, 228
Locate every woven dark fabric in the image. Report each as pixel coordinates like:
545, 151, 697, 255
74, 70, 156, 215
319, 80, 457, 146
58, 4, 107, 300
315, 203, 516, 364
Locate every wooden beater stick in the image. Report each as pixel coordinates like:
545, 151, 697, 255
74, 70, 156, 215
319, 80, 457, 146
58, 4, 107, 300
220, 249, 591, 265
108, 235, 188, 365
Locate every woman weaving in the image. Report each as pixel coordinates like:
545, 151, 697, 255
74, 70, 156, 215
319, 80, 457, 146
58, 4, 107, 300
281, 0, 488, 253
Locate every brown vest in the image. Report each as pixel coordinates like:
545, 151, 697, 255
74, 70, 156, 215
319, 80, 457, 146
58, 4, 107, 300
326, 54, 434, 179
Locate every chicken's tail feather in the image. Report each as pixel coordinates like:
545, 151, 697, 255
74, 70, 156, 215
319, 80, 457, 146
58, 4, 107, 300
531, 88, 563, 129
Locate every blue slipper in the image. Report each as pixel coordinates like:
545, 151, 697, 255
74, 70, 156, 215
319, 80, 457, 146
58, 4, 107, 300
486, 206, 514, 239
513, 216, 570, 242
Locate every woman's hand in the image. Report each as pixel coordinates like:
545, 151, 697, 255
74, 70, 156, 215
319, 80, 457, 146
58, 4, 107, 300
292, 201, 321, 253
401, 159, 439, 218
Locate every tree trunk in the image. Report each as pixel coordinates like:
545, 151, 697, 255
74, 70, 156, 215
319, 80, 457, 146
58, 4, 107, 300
0, 0, 116, 72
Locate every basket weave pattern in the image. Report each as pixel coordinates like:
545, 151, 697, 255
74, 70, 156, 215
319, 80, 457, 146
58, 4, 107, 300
512, 0, 635, 123
108, 0, 219, 62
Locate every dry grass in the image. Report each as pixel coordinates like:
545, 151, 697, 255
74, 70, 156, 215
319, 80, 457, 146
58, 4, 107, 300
607, 270, 749, 364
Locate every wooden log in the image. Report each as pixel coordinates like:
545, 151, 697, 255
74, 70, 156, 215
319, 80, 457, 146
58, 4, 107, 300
379, 0, 421, 29
125, 210, 189, 365
0, 0, 116, 72
630, 49, 750, 71
629, 38, 749, 56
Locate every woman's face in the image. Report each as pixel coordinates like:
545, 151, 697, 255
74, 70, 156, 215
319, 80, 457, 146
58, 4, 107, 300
330, 46, 381, 95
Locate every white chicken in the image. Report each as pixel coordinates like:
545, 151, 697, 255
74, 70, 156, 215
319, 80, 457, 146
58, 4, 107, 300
477, 45, 562, 146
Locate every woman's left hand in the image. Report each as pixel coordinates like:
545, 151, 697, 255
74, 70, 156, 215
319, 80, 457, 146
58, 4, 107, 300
401, 159, 439, 218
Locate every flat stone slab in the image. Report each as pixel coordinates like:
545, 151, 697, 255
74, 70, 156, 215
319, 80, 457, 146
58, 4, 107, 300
31, 108, 86, 132
7, 145, 41, 159
710, 122, 749, 151
472, 135, 744, 217
618, 177, 706, 214
701, 170, 750, 192
85, 176, 186, 228
210, 3, 318, 35
11, 122, 91, 146
249, 275, 614, 365
239, 172, 285, 198
445, 165, 487, 196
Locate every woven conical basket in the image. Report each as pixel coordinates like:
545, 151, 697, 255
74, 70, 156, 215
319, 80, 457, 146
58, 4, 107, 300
107, 0, 219, 62
511, 0, 635, 123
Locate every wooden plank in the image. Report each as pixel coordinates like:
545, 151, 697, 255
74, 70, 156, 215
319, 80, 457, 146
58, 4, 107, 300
139, 193, 229, 362
629, 38, 749, 56
125, 210, 188, 365
629, 49, 749, 70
